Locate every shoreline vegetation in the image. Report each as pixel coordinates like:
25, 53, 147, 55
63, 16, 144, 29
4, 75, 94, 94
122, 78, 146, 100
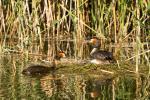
0, 0, 150, 74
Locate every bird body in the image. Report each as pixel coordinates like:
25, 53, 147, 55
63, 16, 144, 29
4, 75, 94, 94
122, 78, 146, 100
22, 64, 53, 76
85, 37, 115, 64
22, 51, 65, 76
90, 48, 113, 60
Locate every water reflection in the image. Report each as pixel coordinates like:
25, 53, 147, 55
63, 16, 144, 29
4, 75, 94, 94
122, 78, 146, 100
0, 55, 150, 100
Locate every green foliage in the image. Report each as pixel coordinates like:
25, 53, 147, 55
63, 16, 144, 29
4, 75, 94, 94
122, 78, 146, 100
0, 0, 149, 67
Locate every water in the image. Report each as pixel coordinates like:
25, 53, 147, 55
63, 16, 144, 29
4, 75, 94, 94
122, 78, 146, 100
0, 55, 149, 100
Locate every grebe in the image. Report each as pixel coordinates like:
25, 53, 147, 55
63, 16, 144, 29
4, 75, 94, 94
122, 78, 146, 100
22, 50, 66, 76
85, 37, 115, 64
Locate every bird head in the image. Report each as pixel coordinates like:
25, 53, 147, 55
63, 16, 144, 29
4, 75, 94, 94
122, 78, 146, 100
84, 36, 100, 48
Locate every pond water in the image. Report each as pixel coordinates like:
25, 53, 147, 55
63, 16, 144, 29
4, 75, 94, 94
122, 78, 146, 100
0, 55, 149, 100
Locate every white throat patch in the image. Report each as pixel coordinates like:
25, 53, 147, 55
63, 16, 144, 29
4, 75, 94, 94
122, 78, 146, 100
90, 59, 110, 64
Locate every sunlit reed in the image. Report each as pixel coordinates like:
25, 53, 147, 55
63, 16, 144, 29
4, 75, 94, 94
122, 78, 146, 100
0, 0, 149, 73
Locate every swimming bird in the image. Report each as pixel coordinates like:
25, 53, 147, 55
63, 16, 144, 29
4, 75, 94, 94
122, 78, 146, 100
22, 50, 66, 76
85, 37, 116, 64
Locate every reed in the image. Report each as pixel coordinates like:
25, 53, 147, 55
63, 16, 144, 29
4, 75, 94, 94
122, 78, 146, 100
0, 0, 149, 72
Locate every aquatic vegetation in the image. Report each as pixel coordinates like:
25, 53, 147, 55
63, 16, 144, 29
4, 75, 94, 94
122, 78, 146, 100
0, 0, 149, 73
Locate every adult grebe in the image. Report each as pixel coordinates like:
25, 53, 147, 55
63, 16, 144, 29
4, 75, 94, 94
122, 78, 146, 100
22, 50, 66, 76
85, 37, 116, 64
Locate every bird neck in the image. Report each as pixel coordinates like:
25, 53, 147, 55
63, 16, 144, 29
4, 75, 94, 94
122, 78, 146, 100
52, 59, 59, 68
90, 47, 99, 55
52, 59, 57, 67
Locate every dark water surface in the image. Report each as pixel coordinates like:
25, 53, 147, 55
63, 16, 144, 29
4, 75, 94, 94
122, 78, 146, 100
0, 55, 149, 100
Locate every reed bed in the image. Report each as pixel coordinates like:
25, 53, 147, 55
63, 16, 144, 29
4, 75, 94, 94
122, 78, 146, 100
0, 0, 149, 72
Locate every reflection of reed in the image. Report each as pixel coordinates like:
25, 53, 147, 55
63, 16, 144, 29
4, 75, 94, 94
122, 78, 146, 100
74, 75, 87, 100
0, 0, 149, 69
40, 73, 67, 97
112, 77, 117, 100
135, 75, 150, 99
135, 74, 141, 98
85, 76, 115, 99
40, 75, 54, 97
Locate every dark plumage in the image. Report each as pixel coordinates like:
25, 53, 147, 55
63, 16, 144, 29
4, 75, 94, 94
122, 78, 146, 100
85, 37, 116, 64
22, 65, 54, 76
90, 50, 113, 60
22, 50, 65, 76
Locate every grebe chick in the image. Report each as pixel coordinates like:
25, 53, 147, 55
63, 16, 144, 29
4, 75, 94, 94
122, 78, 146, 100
22, 50, 66, 76
85, 37, 115, 64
